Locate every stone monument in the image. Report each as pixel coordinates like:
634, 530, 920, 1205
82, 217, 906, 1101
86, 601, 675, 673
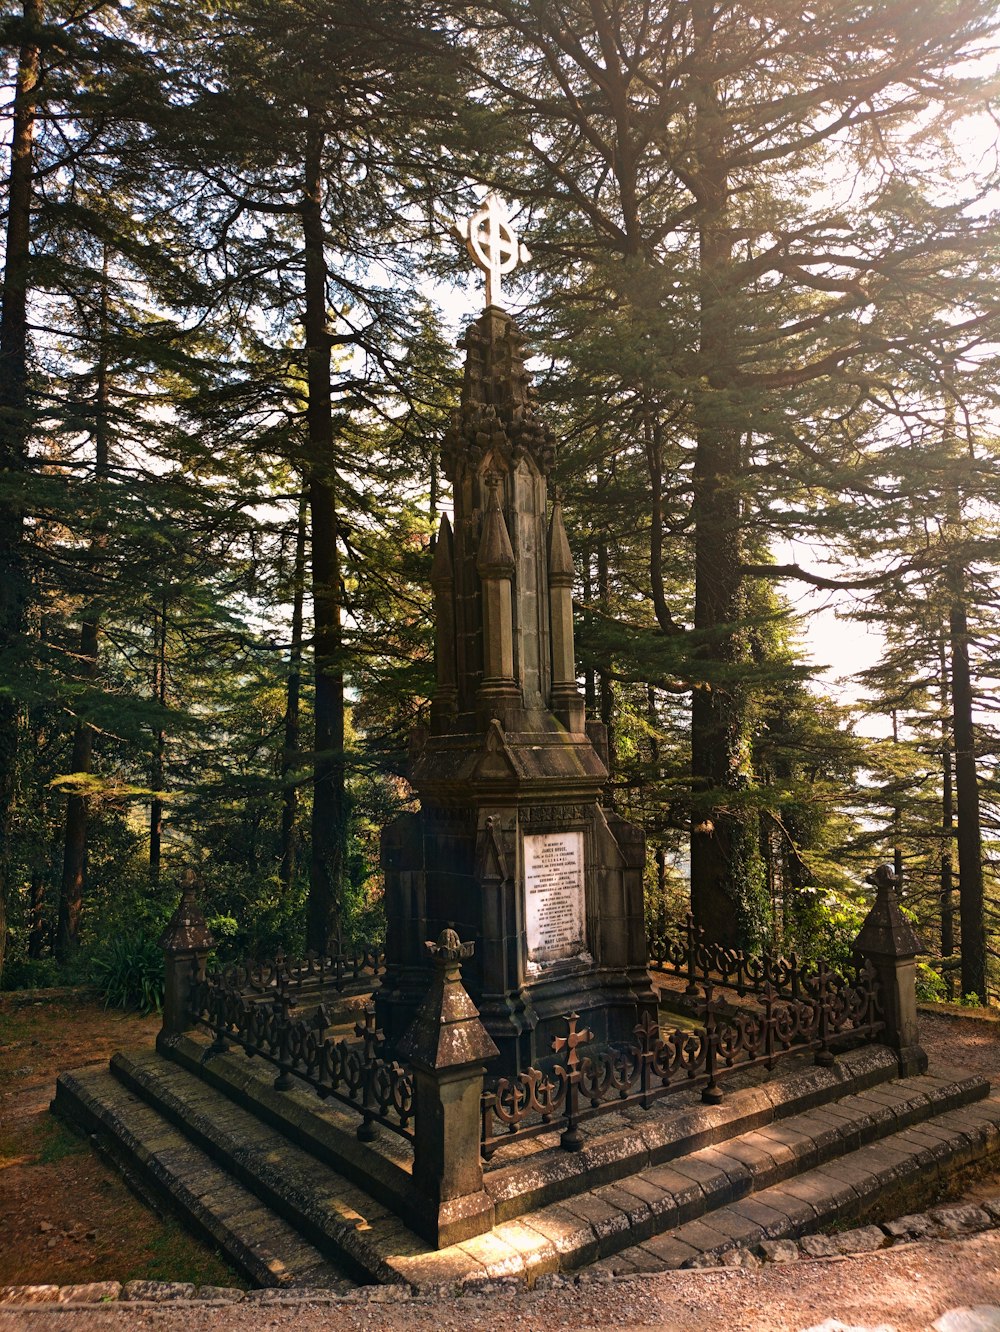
377, 195, 655, 1074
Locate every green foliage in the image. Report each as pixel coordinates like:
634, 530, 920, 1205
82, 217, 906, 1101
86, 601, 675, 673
914, 963, 948, 1004
0, 956, 62, 991
90, 932, 164, 1015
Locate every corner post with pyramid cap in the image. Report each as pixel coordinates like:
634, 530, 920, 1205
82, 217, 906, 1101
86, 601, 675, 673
377, 198, 656, 1075
158, 869, 214, 1048
853, 863, 928, 1077
397, 930, 499, 1247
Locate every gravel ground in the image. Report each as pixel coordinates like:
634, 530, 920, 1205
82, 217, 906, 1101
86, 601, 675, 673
2, 1233, 1000, 1332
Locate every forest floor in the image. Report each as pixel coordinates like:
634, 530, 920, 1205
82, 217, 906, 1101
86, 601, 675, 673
1, 990, 1000, 1312
0, 990, 239, 1291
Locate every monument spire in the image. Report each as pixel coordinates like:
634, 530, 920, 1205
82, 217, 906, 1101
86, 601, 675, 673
377, 203, 655, 1075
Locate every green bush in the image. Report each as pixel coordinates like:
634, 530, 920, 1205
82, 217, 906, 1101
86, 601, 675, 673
0, 956, 62, 991
91, 932, 164, 1014
914, 962, 948, 1003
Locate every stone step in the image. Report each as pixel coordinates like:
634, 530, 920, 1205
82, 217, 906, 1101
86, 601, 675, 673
101, 1049, 424, 1286
374, 1077, 1000, 1290
612, 1090, 1000, 1273
54, 1044, 1000, 1294
51, 1067, 356, 1292
165, 1027, 905, 1228
483, 1046, 978, 1223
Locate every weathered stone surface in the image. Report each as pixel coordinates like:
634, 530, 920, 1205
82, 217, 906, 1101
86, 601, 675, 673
759, 1238, 799, 1263
883, 1212, 937, 1239
123, 1281, 197, 1301
0, 1286, 61, 1305
982, 1197, 1000, 1223
799, 1225, 886, 1258
195, 1286, 245, 1302
57, 1283, 122, 1304
929, 1204, 992, 1235
719, 1246, 760, 1269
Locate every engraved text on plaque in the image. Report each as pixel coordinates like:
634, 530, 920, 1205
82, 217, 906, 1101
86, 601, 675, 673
524, 830, 586, 966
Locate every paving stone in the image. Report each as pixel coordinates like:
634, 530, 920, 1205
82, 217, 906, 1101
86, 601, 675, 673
592, 1181, 653, 1228
0, 1287, 61, 1305
517, 1204, 597, 1263
692, 1146, 753, 1193
799, 1225, 886, 1258
641, 1164, 708, 1220
123, 1281, 197, 1301
57, 1283, 122, 1304
559, 1190, 632, 1250
929, 1204, 992, 1234
719, 1246, 761, 1269
459, 1229, 525, 1279
759, 1238, 799, 1263
753, 1187, 817, 1233
727, 1197, 794, 1240
669, 1217, 733, 1257
883, 1212, 937, 1240
194, 1286, 246, 1302
637, 1232, 703, 1268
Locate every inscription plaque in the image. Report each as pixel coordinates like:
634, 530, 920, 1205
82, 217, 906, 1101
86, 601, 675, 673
524, 830, 586, 966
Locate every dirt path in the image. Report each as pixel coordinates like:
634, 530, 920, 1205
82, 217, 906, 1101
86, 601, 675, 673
2, 1233, 1000, 1332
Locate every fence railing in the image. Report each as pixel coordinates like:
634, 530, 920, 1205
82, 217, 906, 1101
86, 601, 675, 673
214, 943, 386, 1001
481, 960, 883, 1157
647, 912, 829, 1001
188, 970, 413, 1142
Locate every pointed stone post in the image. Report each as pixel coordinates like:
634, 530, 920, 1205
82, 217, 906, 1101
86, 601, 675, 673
853, 863, 927, 1077
477, 473, 517, 708
430, 514, 458, 727
158, 869, 214, 1050
548, 493, 585, 734
397, 929, 499, 1247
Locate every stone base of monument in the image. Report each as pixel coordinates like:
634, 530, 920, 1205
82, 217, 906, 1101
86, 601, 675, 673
53, 1017, 1000, 1292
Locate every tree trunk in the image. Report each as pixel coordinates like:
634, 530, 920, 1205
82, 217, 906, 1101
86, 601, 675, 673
939, 636, 954, 973
279, 489, 307, 896
688, 0, 766, 949
150, 591, 167, 884
57, 257, 110, 959
0, 0, 42, 981
890, 709, 904, 883
597, 535, 615, 786
302, 108, 347, 954
950, 577, 986, 1002
28, 868, 45, 958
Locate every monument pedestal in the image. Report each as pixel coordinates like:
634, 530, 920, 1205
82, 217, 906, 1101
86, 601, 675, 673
377, 306, 655, 1074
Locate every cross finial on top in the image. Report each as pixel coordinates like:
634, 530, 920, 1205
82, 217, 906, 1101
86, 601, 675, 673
455, 193, 531, 309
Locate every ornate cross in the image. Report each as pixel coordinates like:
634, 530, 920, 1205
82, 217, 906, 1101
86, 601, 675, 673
455, 193, 531, 309
552, 1012, 593, 1070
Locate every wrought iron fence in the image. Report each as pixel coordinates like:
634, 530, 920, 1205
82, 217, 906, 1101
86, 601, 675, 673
213, 943, 386, 1001
647, 912, 850, 1002
188, 970, 413, 1142
481, 960, 883, 1157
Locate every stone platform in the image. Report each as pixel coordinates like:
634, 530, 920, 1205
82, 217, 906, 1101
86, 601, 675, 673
53, 1021, 1000, 1293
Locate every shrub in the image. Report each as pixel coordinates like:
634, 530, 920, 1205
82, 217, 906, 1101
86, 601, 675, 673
91, 932, 164, 1014
0, 956, 62, 991
914, 962, 948, 1003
